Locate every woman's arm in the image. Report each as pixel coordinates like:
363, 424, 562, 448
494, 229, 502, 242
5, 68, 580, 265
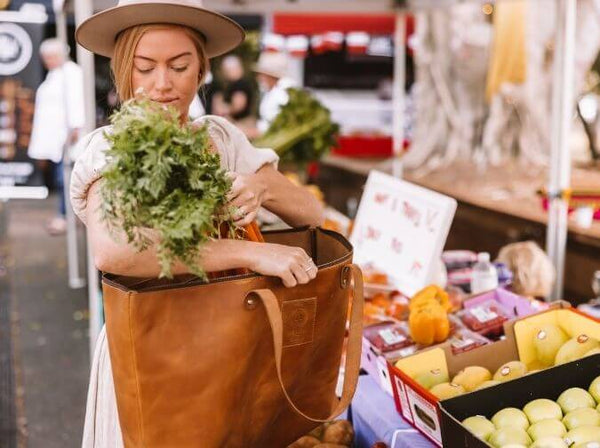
86, 180, 317, 286
229, 164, 324, 228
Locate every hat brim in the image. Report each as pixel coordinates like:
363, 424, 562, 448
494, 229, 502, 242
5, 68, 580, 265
252, 65, 283, 79
76, 3, 245, 59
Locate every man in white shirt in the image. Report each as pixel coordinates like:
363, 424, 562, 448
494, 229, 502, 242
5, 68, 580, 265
28, 38, 85, 235
253, 52, 295, 134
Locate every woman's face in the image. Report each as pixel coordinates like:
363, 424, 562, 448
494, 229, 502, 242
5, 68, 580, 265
132, 27, 201, 119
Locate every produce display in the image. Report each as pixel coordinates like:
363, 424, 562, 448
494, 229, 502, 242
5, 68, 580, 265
532, 325, 600, 368
415, 362, 528, 400
461, 375, 600, 447
408, 322, 600, 402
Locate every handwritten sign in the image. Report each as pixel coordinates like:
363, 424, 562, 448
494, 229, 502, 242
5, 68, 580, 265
350, 171, 457, 296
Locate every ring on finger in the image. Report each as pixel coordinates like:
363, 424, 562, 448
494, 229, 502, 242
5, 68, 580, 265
304, 261, 316, 273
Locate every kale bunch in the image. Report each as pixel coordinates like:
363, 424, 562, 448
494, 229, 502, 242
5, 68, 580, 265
254, 88, 339, 167
100, 97, 233, 279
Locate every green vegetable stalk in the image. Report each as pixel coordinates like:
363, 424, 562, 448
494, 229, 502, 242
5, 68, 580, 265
100, 97, 235, 279
253, 88, 340, 167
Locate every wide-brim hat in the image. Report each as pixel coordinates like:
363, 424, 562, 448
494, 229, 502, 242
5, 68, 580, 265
75, 0, 245, 59
253, 52, 289, 79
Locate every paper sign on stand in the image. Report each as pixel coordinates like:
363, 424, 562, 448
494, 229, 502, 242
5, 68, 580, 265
350, 170, 457, 297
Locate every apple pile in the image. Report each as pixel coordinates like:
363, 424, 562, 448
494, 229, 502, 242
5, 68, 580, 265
461, 375, 600, 447
533, 324, 600, 368
410, 325, 600, 402
413, 362, 529, 400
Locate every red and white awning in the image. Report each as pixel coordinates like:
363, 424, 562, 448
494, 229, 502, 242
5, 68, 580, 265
261, 13, 414, 58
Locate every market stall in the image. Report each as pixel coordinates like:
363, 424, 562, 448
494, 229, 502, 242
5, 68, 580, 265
70, 0, 596, 447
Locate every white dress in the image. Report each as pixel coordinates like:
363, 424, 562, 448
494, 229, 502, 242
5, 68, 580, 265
70, 116, 278, 447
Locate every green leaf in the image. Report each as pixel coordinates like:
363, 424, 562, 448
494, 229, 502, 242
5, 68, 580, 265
100, 97, 235, 279
253, 88, 339, 167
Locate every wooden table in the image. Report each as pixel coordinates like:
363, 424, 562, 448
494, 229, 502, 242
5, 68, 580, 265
316, 155, 600, 303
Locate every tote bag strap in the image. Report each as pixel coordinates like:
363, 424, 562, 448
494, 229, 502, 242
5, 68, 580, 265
248, 263, 364, 423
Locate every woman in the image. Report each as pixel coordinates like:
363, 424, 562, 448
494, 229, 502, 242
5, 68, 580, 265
72, 2, 324, 445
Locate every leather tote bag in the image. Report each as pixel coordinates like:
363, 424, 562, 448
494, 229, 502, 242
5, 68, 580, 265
101, 227, 364, 447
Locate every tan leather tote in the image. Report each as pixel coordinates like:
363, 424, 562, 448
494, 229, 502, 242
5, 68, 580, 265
102, 227, 364, 448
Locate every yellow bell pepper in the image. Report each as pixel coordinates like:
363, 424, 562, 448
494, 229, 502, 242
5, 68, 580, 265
409, 303, 450, 346
409, 285, 451, 312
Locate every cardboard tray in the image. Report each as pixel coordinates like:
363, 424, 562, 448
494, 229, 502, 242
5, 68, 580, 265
386, 304, 581, 446
439, 353, 600, 447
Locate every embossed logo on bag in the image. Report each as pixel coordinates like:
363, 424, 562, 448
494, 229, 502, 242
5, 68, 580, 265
282, 297, 317, 347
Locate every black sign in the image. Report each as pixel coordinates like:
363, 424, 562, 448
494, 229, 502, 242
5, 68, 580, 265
0, 20, 44, 186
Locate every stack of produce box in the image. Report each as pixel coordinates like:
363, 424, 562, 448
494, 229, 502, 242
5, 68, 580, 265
388, 306, 600, 446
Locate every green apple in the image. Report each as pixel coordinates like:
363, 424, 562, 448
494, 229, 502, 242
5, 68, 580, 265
414, 368, 449, 390
584, 348, 600, 358
565, 425, 600, 445
527, 419, 566, 441
492, 407, 530, 430
475, 380, 502, 391
462, 415, 496, 441
555, 335, 600, 366
523, 399, 563, 423
589, 375, 600, 403
494, 361, 528, 382
573, 442, 600, 448
530, 437, 568, 448
488, 427, 532, 448
429, 382, 465, 400
558, 388, 596, 414
534, 324, 569, 366
453, 366, 492, 392
502, 445, 528, 448
563, 408, 600, 430
527, 359, 547, 373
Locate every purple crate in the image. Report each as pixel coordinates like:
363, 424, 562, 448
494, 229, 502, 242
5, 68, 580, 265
463, 288, 548, 319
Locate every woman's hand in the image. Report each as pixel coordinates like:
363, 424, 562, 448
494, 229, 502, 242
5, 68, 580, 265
247, 243, 317, 288
228, 172, 267, 227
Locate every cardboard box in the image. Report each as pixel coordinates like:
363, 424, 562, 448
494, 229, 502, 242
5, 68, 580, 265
361, 336, 395, 396
386, 304, 581, 446
439, 353, 600, 447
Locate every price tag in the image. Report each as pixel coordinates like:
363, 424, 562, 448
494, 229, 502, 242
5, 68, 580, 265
470, 307, 498, 323
379, 328, 406, 346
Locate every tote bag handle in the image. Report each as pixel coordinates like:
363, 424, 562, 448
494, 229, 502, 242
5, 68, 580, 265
247, 263, 364, 423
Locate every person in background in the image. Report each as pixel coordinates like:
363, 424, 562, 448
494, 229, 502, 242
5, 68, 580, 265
28, 38, 84, 235
253, 52, 295, 135
221, 55, 254, 126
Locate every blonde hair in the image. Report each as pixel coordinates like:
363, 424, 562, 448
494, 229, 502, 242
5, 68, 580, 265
111, 24, 210, 102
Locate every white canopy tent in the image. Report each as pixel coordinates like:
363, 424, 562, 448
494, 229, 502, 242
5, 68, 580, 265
75, 0, 576, 352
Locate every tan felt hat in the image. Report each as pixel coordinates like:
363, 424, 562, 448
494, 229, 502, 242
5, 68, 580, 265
75, 0, 245, 59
